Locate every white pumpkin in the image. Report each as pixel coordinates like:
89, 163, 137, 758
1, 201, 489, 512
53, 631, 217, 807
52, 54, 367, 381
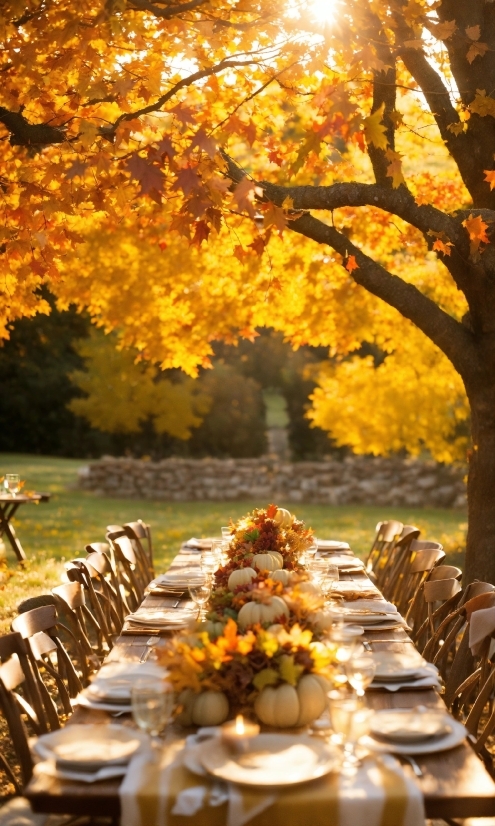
308, 610, 333, 632
227, 567, 257, 591
270, 551, 284, 566
267, 623, 285, 634
270, 569, 292, 586
252, 553, 282, 572
297, 581, 320, 596
273, 508, 294, 529
237, 596, 289, 628
254, 674, 330, 728
176, 688, 229, 727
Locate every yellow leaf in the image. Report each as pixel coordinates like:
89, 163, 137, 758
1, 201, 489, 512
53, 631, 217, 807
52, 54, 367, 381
263, 202, 288, 233
462, 213, 491, 258
78, 120, 98, 150
447, 122, 467, 136
282, 195, 295, 210
385, 148, 405, 188
363, 103, 388, 150
469, 90, 495, 117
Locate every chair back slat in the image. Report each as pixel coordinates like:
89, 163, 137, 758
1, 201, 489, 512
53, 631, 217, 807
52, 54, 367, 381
0, 654, 34, 789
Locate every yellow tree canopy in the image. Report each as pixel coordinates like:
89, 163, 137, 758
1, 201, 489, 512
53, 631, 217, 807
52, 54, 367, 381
2, 0, 495, 579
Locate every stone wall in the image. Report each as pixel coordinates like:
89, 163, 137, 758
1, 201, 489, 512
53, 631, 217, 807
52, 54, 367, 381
77, 455, 467, 508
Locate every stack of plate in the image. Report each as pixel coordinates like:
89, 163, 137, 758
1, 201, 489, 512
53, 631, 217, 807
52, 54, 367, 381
317, 540, 352, 555
342, 601, 405, 630
148, 569, 204, 595
182, 537, 214, 550
324, 556, 365, 571
363, 709, 466, 754
32, 723, 148, 782
368, 652, 441, 691
78, 661, 166, 712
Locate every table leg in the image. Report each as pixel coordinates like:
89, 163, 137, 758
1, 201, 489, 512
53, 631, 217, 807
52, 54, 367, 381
0, 504, 27, 562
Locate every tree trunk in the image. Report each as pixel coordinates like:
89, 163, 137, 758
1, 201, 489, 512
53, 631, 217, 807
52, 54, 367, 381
464, 381, 495, 585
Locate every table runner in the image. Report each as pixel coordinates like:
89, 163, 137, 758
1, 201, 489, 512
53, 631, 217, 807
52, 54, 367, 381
120, 741, 425, 826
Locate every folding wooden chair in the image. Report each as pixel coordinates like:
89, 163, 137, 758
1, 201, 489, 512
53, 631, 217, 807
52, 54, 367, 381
366, 520, 403, 584
397, 545, 446, 619
105, 532, 146, 609
411, 576, 463, 653
51, 582, 101, 681
11, 603, 84, 723
65, 561, 118, 653
125, 520, 154, 577
85, 542, 131, 624
0, 650, 35, 791
107, 528, 151, 593
380, 526, 421, 601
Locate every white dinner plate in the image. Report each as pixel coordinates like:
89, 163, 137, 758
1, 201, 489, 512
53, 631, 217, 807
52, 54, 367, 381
369, 709, 452, 744
32, 724, 147, 770
198, 733, 339, 787
372, 653, 427, 681
317, 540, 351, 552
362, 717, 466, 755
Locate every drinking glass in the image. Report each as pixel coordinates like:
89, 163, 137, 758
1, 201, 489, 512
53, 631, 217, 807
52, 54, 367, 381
320, 565, 339, 601
4, 474, 20, 497
221, 526, 232, 540
210, 540, 224, 568
131, 679, 174, 744
188, 577, 212, 619
328, 690, 370, 770
308, 557, 328, 585
201, 551, 218, 578
345, 654, 376, 696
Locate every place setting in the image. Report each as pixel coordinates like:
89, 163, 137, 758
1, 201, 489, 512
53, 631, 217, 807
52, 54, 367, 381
75, 661, 168, 713
362, 707, 467, 755
366, 652, 442, 692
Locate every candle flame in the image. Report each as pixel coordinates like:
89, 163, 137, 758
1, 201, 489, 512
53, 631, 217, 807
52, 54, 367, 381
235, 714, 245, 734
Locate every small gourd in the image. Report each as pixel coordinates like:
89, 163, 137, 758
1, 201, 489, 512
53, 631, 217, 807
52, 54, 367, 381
176, 688, 230, 727
227, 567, 257, 591
200, 619, 225, 638
237, 596, 289, 629
273, 508, 294, 529
254, 674, 330, 728
271, 569, 291, 586
252, 553, 282, 572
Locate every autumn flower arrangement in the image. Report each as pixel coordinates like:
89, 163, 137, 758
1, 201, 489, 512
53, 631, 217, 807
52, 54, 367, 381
159, 618, 335, 727
224, 503, 313, 570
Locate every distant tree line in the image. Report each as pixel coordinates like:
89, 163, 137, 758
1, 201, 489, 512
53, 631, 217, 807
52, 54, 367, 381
0, 292, 338, 460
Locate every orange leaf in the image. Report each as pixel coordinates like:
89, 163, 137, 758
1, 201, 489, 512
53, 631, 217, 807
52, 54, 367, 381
462, 213, 491, 258
433, 20, 457, 41
484, 170, 495, 190
345, 255, 359, 273
263, 202, 287, 233
232, 177, 256, 218
466, 25, 481, 41
432, 238, 453, 256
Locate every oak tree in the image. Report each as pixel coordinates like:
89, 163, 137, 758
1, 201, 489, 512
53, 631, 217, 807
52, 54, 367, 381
1, 0, 495, 581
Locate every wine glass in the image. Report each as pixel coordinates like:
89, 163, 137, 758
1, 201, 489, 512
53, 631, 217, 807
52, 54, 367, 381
210, 540, 224, 568
345, 654, 376, 696
188, 577, 212, 619
221, 526, 232, 540
320, 565, 339, 602
201, 551, 217, 578
4, 474, 20, 497
308, 557, 328, 586
131, 678, 174, 746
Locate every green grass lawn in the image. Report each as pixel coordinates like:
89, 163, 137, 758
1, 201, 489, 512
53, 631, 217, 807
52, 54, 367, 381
0, 453, 468, 634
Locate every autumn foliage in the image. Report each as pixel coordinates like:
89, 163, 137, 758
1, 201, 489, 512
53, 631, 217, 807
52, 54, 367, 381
3, 1, 495, 579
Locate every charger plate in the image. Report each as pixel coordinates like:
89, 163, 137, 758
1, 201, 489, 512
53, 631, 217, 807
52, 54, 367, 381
198, 733, 339, 787
32, 724, 147, 771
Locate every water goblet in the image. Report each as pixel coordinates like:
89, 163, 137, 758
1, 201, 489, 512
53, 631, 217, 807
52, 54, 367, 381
4, 473, 20, 497
308, 557, 328, 586
345, 654, 376, 696
210, 540, 224, 567
320, 565, 339, 602
131, 678, 174, 748
201, 551, 218, 578
188, 577, 212, 620
221, 526, 232, 540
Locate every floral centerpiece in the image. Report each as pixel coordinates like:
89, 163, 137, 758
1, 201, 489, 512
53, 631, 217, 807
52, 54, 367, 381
159, 619, 335, 728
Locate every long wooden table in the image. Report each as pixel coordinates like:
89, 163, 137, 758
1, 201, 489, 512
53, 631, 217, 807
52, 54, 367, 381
25, 549, 495, 821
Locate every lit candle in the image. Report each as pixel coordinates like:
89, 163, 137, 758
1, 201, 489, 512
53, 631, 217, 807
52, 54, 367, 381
221, 715, 260, 754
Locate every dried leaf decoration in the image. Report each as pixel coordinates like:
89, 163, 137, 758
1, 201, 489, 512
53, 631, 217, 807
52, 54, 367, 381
363, 103, 388, 150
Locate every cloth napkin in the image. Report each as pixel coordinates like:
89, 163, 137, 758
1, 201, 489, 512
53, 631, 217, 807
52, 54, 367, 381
369, 664, 441, 692
469, 605, 495, 655
34, 758, 127, 783
125, 607, 196, 628
119, 739, 424, 826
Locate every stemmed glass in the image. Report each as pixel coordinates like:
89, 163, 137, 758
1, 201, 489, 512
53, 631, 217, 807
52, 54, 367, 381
131, 678, 175, 749
308, 557, 328, 585
201, 550, 218, 579
4, 474, 20, 497
345, 654, 376, 696
188, 577, 212, 620
319, 564, 339, 602
328, 690, 372, 771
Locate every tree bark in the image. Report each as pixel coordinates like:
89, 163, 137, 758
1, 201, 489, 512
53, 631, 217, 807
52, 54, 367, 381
464, 371, 495, 584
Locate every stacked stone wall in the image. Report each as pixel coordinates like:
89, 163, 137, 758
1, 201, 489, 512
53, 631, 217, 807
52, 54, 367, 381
77, 455, 467, 508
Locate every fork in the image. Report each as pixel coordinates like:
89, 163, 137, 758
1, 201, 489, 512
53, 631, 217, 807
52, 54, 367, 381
139, 637, 159, 663
399, 754, 423, 778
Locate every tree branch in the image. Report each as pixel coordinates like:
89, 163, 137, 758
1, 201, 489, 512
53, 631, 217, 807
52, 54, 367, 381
363, 11, 398, 188
289, 212, 477, 377
0, 107, 66, 147
128, 0, 208, 19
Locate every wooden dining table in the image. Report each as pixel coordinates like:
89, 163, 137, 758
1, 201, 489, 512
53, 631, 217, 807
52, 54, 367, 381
0, 492, 51, 562
25, 546, 495, 821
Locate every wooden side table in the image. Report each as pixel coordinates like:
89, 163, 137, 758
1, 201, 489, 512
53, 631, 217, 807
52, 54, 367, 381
0, 493, 51, 562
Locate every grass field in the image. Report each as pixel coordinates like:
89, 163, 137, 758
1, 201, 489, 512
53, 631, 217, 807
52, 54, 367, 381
0, 453, 468, 634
